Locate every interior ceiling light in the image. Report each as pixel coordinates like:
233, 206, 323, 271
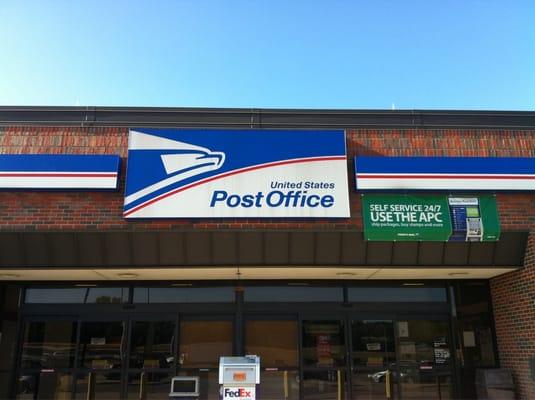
75, 284, 98, 287
448, 272, 470, 276
0, 273, 20, 278
402, 283, 425, 286
117, 273, 139, 279
287, 282, 309, 286
336, 272, 357, 276
171, 283, 193, 287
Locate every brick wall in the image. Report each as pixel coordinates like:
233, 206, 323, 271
491, 234, 535, 399
0, 126, 534, 231
0, 124, 535, 398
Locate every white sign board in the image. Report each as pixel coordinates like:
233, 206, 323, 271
124, 129, 350, 218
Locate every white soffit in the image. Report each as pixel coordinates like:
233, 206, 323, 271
0, 266, 518, 281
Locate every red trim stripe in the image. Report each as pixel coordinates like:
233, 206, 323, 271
124, 156, 345, 217
356, 174, 535, 180
0, 173, 117, 177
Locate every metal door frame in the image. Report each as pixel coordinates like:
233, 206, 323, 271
347, 314, 399, 400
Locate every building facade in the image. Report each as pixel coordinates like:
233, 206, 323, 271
0, 107, 533, 399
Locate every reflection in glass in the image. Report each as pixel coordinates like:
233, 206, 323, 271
16, 372, 73, 400
133, 287, 235, 303
179, 320, 232, 368
78, 321, 125, 370
85, 288, 128, 304
0, 372, 12, 399
1, 318, 21, 370
25, 287, 127, 304
397, 320, 453, 400
351, 320, 398, 400
126, 372, 173, 399
302, 370, 345, 400
177, 370, 220, 400
348, 287, 447, 302
455, 281, 497, 398
302, 320, 345, 367
245, 320, 298, 367
244, 287, 344, 302
21, 321, 77, 369
74, 373, 122, 399
258, 370, 299, 400
129, 321, 175, 369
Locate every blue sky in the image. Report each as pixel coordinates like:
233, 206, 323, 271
1, 1, 534, 110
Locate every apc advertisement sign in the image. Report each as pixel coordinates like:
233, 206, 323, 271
362, 194, 500, 241
124, 129, 350, 218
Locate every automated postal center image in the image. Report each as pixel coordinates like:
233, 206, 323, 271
0, 107, 534, 400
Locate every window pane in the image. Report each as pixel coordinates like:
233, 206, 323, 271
0, 318, 18, 369
244, 287, 343, 302
245, 320, 298, 367
21, 321, 77, 369
397, 320, 453, 400
350, 320, 397, 400
348, 287, 447, 302
455, 281, 497, 398
179, 321, 232, 368
74, 373, 121, 400
4, 285, 22, 311
133, 288, 235, 303
16, 372, 73, 400
258, 370, 299, 400
177, 370, 220, 400
25, 288, 127, 304
25, 288, 86, 303
302, 320, 345, 367
78, 321, 125, 369
85, 288, 127, 304
303, 370, 345, 400
130, 321, 175, 369
126, 372, 173, 400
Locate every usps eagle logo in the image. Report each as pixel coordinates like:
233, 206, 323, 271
124, 130, 225, 211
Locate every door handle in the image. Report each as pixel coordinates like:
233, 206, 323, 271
385, 370, 391, 399
337, 370, 342, 400
86, 372, 95, 400
283, 371, 289, 399
120, 321, 127, 362
139, 371, 147, 400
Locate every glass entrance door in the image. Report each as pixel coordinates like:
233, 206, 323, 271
16, 318, 78, 399
350, 320, 398, 400
74, 319, 127, 399
301, 319, 347, 400
245, 318, 300, 400
396, 320, 454, 400
300, 316, 453, 400
177, 317, 234, 400
124, 317, 176, 399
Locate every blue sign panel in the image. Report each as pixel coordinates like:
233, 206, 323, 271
124, 128, 350, 218
355, 156, 535, 191
0, 154, 120, 189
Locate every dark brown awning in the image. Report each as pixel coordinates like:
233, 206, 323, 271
0, 230, 527, 269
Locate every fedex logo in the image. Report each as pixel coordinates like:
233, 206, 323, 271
223, 387, 255, 399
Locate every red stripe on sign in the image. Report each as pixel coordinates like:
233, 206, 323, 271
124, 156, 345, 217
0, 173, 117, 177
356, 174, 535, 180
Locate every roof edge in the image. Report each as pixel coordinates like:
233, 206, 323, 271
1, 106, 535, 129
